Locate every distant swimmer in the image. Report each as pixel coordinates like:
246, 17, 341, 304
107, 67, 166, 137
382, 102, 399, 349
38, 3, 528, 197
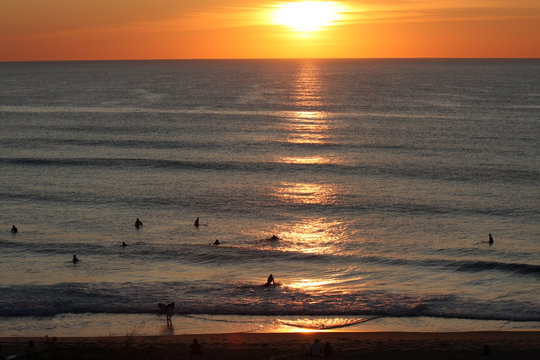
265, 274, 275, 287
121, 242, 128, 247
135, 218, 143, 229
194, 217, 200, 227
213, 239, 220, 245
489, 234, 494, 245
268, 234, 280, 241
11, 225, 18, 233
72, 255, 79, 264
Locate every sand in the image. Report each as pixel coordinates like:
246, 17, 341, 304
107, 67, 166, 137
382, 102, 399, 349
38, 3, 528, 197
1, 332, 539, 360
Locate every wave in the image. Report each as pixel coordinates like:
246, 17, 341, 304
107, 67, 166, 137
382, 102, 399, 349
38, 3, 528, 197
277, 317, 375, 330
360, 255, 540, 277
1, 155, 537, 187
1, 238, 539, 278
0, 282, 538, 322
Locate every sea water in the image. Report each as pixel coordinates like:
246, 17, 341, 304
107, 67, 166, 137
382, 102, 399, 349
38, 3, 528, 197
0, 59, 539, 336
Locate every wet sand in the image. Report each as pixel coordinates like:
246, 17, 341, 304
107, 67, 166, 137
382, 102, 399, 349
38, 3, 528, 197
1, 331, 539, 359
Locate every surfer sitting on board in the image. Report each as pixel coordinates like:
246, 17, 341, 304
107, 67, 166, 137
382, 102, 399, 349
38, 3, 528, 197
265, 274, 275, 287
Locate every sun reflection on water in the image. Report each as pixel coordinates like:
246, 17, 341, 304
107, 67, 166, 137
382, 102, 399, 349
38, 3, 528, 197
278, 156, 331, 164
287, 278, 333, 290
292, 62, 324, 107
271, 217, 345, 254
273, 182, 338, 205
280, 61, 334, 145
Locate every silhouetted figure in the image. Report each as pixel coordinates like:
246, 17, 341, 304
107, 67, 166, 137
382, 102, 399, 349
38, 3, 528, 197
482, 344, 491, 355
190, 338, 202, 355
135, 218, 143, 229
213, 239, 220, 245
121, 242, 128, 247
166, 302, 175, 322
311, 339, 322, 357
194, 217, 200, 227
488, 234, 494, 245
268, 234, 280, 241
11, 225, 18, 233
72, 255, 79, 264
265, 274, 275, 287
324, 342, 333, 357
27, 340, 36, 359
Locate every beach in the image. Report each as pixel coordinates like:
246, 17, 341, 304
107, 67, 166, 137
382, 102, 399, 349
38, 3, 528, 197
1, 332, 539, 359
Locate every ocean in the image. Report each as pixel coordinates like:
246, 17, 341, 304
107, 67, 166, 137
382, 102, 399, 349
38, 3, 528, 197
0, 59, 539, 336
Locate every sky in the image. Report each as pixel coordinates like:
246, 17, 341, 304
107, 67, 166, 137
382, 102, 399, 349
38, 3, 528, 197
1, 0, 539, 61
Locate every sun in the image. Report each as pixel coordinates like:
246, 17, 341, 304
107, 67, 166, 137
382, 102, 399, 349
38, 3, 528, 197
271, 1, 345, 33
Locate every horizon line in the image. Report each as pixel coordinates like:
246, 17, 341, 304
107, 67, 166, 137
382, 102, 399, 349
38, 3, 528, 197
1, 56, 539, 64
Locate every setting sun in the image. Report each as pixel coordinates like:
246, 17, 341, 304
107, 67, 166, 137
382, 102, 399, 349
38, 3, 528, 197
271, 1, 345, 32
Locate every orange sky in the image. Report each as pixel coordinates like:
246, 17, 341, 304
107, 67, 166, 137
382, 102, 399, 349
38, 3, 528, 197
1, 0, 539, 61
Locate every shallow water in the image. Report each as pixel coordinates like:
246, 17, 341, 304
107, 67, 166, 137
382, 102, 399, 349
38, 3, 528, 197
0, 59, 539, 335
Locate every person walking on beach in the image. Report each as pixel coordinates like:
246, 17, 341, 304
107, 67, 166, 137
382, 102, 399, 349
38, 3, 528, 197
324, 341, 333, 357
11, 225, 18, 233
310, 339, 323, 356
135, 218, 143, 229
190, 339, 202, 355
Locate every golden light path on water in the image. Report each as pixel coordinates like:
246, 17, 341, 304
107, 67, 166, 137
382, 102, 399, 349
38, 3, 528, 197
260, 60, 368, 320
281, 113, 331, 144
272, 60, 345, 255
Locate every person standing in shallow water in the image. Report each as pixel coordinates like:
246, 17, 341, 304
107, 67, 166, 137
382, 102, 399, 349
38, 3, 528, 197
489, 234, 494, 245
11, 225, 18, 233
194, 217, 199, 227
72, 255, 79, 264
135, 218, 143, 229
166, 302, 175, 323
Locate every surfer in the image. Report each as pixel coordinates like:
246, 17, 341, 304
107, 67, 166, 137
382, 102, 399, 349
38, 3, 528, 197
121, 242, 128, 247
166, 302, 175, 322
268, 234, 280, 241
194, 217, 200, 227
135, 218, 143, 229
213, 239, 220, 245
265, 274, 275, 287
72, 255, 79, 264
489, 234, 494, 245
11, 225, 18, 233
